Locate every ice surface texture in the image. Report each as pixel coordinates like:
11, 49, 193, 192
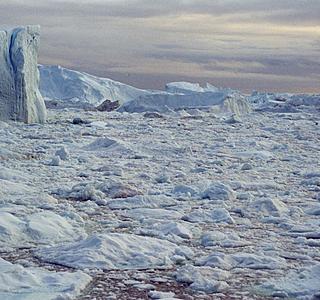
0, 26, 46, 123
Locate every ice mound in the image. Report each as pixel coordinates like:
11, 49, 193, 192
201, 183, 235, 201
200, 231, 248, 248
249, 198, 289, 217
107, 195, 176, 210
0, 26, 46, 123
196, 252, 286, 270
82, 137, 138, 157
260, 264, 320, 299
0, 258, 91, 300
64, 180, 141, 202
0, 179, 58, 207
0, 212, 25, 245
123, 208, 183, 221
183, 208, 234, 224
0, 210, 86, 248
0, 167, 27, 182
39, 65, 153, 108
83, 137, 119, 151
288, 94, 320, 107
36, 233, 191, 270
248, 91, 320, 112
25, 211, 86, 244
175, 265, 229, 293
138, 221, 194, 242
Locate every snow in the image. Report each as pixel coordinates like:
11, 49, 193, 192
0, 26, 46, 123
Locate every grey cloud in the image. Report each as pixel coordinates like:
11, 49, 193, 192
147, 48, 320, 78
0, 0, 319, 93
1, 0, 320, 23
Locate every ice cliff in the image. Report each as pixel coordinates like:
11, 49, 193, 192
0, 26, 46, 123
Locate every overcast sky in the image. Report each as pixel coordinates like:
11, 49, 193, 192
1, 0, 319, 92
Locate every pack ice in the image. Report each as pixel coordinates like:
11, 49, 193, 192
2, 49, 320, 299
0, 26, 46, 123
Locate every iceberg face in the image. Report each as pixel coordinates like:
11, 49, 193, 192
0, 26, 46, 123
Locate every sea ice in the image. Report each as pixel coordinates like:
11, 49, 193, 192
183, 208, 234, 224
107, 195, 177, 210
196, 252, 286, 270
0, 210, 86, 248
36, 233, 191, 270
175, 265, 229, 293
260, 264, 320, 299
201, 183, 234, 201
0, 258, 91, 300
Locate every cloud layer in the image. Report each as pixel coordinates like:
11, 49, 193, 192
1, 0, 319, 92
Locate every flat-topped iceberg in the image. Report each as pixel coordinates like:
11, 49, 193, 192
119, 90, 251, 115
0, 26, 46, 123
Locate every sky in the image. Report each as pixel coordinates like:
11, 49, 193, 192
1, 0, 319, 93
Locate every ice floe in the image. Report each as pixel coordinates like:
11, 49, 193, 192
0, 258, 91, 300
36, 233, 192, 270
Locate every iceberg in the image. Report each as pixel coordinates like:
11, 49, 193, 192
39, 64, 154, 109
0, 26, 46, 123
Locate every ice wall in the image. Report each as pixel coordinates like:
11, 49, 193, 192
0, 26, 46, 123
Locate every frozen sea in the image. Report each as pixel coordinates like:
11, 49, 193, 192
0, 67, 320, 299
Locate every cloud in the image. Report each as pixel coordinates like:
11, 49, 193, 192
2, 0, 320, 23
0, 0, 319, 93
